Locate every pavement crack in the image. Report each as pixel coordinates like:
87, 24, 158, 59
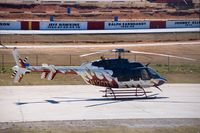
18, 99, 25, 122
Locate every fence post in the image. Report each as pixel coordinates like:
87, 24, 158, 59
32, 34, 35, 43
173, 32, 177, 41
168, 56, 170, 72
69, 54, 71, 66
1, 54, 4, 71
10, 35, 11, 43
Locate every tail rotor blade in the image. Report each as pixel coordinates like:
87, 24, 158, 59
12, 48, 20, 66
13, 68, 27, 83
14, 73, 24, 83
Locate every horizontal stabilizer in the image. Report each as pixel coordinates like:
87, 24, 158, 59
41, 72, 49, 79
41, 64, 57, 80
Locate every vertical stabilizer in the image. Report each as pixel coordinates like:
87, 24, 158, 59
11, 48, 30, 83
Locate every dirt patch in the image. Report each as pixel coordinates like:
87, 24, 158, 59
0, 119, 200, 133
1, 33, 199, 44
0, 3, 199, 20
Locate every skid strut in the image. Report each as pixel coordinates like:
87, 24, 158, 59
101, 87, 150, 99
139, 87, 147, 98
104, 87, 116, 99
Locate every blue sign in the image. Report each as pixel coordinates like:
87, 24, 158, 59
114, 16, 118, 22
67, 7, 71, 14
50, 15, 54, 22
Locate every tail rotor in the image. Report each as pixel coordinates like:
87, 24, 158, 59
11, 48, 30, 83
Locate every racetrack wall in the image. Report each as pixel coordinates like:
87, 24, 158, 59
0, 20, 199, 30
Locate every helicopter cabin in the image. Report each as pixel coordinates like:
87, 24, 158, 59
91, 58, 160, 82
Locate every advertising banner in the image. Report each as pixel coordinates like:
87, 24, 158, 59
40, 21, 87, 30
166, 20, 200, 28
105, 21, 150, 29
0, 21, 21, 30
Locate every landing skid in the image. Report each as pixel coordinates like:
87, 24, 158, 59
100, 87, 155, 99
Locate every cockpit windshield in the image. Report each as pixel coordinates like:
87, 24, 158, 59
148, 68, 161, 79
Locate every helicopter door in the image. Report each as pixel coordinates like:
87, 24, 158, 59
132, 69, 141, 81
113, 68, 131, 82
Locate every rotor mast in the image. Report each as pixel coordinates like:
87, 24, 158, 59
114, 48, 130, 59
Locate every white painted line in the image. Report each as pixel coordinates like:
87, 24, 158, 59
0, 28, 199, 35
1, 41, 199, 49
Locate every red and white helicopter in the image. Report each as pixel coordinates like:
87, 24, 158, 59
11, 48, 196, 99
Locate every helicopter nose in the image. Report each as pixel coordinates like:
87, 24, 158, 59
157, 78, 167, 86
151, 77, 167, 86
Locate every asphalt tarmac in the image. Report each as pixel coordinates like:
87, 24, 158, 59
0, 84, 200, 122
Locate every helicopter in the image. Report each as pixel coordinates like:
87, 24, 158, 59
11, 48, 196, 99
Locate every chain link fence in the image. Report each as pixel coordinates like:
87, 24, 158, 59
1, 53, 199, 73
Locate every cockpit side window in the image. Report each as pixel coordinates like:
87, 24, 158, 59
141, 69, 150, 80
131, 68, 151, 81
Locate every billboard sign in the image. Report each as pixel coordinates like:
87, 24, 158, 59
40, 21, 87, 30
105, 21, 150, 29
166, 20, 200, 28
0, 21, 21, 30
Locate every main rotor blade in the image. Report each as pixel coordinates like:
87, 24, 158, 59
130, 50, 196, 61
80, 50, 111, 57
0, 43, 8, 49
183, 0, 188, 5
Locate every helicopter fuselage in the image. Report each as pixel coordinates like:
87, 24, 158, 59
79, 58, 167, 88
